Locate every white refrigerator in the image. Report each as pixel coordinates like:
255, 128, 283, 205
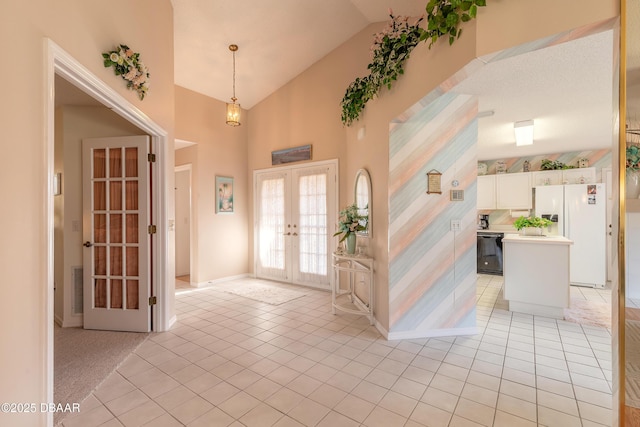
534, 183, 606, 288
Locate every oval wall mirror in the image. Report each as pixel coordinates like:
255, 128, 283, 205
354, 168, 371, 237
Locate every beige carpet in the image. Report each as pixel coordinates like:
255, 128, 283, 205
215, 281, 307, 305
563, 297, 611, 328
54, 325, 148, 425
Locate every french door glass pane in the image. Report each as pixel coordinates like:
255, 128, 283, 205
127, 280, 139, 309
111, 279, 123, 308
126, 214, 139, 243
298, 174, 327, 277
110, 214, 122, 243
109, 148, 122, 177
94, 182, 106, 210
95, 246, 106, 276
110, 247, 122, 276
125, 147, 138, 177
126, 181, 139, 210
127, 247, 139, 276
110, 181, 122, 210
94, 279, 107, 308
94, 214, 106, 243
259, 178, 286, 270
93, 149, 106, 178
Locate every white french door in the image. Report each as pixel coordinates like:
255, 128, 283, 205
82, 136, 151, 332
255, 161, 337, 289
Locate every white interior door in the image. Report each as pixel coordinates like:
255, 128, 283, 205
82, 136, 151, 332
175, 167, 191, 277
255, 161, 337, 289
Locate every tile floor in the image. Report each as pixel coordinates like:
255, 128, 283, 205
61, 275, 614, 426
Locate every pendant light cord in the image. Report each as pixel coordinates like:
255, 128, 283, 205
230, 44, 238, 102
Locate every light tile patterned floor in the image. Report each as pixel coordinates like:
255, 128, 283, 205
62, 275, 613, 426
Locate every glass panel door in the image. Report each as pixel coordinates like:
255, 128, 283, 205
82, 136, 150, 332
256, 171, 290, 281
292, 166, 334, 286
254, 161, 336, 289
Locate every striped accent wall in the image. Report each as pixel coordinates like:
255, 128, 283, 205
388, 93, 478, 336
385, 18, 615, 339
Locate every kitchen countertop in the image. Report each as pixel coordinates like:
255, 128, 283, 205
477, 229, 510, 234
503, 233, 573, 245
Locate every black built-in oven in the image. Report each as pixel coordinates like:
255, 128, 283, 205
477, 232, 504, 275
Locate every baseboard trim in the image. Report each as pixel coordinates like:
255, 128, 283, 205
60, 315, 83, 328
167, 315, 177, 330
386, 327, 479, 341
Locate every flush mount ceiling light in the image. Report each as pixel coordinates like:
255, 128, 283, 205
514, 119, 534, 146
226, 44, 241, 127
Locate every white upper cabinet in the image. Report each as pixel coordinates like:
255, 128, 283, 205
532, 170, 563, 186
477, 175, 496, 210
496, 172, 532, 209
562, 167, 596, 184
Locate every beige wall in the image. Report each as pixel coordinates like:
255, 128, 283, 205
246, 24, 377, 268
54, 106, 144, 327
0, 1, 174, 425
175, 86, 249, 283
476, 0, 618, 57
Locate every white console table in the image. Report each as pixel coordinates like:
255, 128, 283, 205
331, 252, 374, 325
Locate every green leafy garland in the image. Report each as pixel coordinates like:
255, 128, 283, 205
341, 0, 486, 126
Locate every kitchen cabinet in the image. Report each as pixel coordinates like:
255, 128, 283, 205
477, 175, 496, 210
562, 167, 596, 184
532, 167, 597, 187
532, 170, 563, 186
496, 172, 532, 209
503, 234, 573, 318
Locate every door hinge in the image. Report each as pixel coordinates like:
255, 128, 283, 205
148, 153, 156, 162
149, 296, 157, 306
148, 225, 157, 234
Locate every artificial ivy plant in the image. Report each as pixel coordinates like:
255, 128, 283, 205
341, 0, 486, 126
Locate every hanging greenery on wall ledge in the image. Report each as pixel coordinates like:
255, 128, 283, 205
340, 0, 486, 126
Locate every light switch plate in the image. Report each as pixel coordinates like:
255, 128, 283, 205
450, 189, 464, 201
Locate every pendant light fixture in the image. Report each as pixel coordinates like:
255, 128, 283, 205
226, 44, 241, 126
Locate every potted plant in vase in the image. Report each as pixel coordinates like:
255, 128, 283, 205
514, 216, 552, 236
334, 203, 367, 254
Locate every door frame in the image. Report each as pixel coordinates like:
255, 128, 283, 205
45, 39, 170, 424
252, 159, 339, 286
174, 164, 193, 281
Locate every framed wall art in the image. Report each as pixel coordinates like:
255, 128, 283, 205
216, 176, 234, 214
271, 144, 312, 165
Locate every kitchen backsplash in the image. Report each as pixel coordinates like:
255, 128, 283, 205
479, 149, 611, 227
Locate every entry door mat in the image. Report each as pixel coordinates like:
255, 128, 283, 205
563, 298, 611, 329
214, 280, 307, 305
54, 325, 149, 425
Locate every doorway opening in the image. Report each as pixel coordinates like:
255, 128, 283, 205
175, 164, 192, 290
45, 39, 170, 426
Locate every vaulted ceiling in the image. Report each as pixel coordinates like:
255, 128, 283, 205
57, 2, 630, 159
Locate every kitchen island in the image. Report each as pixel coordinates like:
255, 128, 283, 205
502, 233, 573, 318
